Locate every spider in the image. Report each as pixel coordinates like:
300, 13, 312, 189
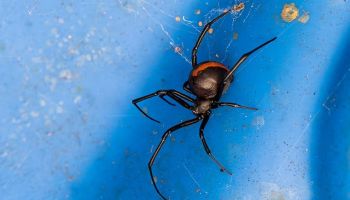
132, 7, 276, 200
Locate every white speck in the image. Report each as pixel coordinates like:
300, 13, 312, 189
56, 105, 64, 114
74, 96, 81, 104
59, 70, 73, 80
253, 116, 265, 127
39, 99, 46, 107
44, 115, 52, 126
30, 111, 39, 118
44, 76, 57, 91
260, 182, 298, 200
58, 17, 64, 24
68, 47, 79, 55
85, 54, 92, 61
31, 57, 43, 63
119, 1, 138, 13
51, 28, 60, 38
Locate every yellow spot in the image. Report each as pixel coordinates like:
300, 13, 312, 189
298, 11, 310, 23
208, 28, 214, 34
233, 32, 239, 40
175, 16, 181, 22
233, 2, 245, 12
198, 21, 203, 27
195, 9, 201, 15
281, 3, 299, 22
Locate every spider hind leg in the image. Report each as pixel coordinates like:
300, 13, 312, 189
199, 113, 232, 175
148, 116, 202, 200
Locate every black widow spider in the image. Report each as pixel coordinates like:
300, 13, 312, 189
132, 7, 276, 200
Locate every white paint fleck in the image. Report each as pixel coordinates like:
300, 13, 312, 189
56, 105, 64, 114
51, 28, 60, 38
57, 17, 65, 24
30, 111, 39, 118
39, 99, 46, 107
253, 116, 265, 127
44, 76, 57, 91
85, 54, 92, 61
59, 70, 73, 80
68, 47, 79, 55
260, 182, 298, 200
31, 57, 43, 63
74, 96, 81, 104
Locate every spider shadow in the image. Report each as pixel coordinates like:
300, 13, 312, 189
310, 28, 350, 200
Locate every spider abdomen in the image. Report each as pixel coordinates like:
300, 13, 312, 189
189, 61, 230, 99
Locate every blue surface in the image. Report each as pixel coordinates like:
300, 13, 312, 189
0, 0, 349, 200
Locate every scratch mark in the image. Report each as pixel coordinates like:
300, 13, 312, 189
183, 163, 207, 194
276, 67, 350, 181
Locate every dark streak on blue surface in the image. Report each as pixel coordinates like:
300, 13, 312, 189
311, 29, 350, 200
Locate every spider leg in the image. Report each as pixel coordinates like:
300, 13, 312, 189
192, 9, 233, 67
199, 113, 232, 175
169, 89, 195, 103
216, 102, 258, 111
223, 37, 277, 83
159, 94, 176, 106
149, 116, 202, 200
132, 90, 194, 123
182, 81, 193, 94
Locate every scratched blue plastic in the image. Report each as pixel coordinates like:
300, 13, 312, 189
0, 0, 349, 200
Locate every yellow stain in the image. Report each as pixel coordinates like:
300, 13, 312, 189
281, 3, 299, 22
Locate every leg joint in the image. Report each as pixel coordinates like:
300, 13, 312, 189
156, 90, 167, 95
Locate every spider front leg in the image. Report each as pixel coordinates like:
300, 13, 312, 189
199, 112, 232, 175
132, 90, 194, 123
149, 116, 202, 200
216, 102, 258, 111
223, 37, 277, 83
192, 9, 233, 67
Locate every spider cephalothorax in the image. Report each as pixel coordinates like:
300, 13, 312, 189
132, 7, 276, 200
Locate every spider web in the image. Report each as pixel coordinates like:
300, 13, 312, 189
117, 0, 260, 67
116, 0, 266, 195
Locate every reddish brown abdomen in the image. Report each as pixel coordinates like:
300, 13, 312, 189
189, 61, 230, 99
191, 61, 228, 77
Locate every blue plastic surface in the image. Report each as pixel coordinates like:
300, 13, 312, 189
0, 1, 349, 200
